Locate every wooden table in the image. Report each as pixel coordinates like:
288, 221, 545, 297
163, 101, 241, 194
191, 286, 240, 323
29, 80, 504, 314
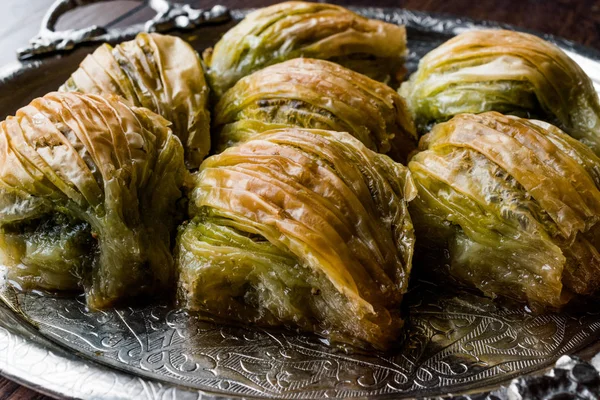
0, 0, 598, 399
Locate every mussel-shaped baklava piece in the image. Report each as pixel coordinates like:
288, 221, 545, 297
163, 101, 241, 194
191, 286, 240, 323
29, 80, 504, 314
401, 29, 600, 154
60, 33, 210, 168
409, 112, 600, 309
0, 92, 186, 309
177, 128, 416, 350
214, 58, 417, 162
204, 1, 408, 97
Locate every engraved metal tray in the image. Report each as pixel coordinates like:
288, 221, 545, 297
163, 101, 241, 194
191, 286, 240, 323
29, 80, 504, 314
1, 4, 600, 400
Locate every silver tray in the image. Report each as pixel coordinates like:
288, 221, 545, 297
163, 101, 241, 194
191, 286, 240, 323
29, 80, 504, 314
1, 3, 600, 399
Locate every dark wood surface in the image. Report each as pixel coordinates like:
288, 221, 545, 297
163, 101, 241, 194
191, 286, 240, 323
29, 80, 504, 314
0, 0, 598, 399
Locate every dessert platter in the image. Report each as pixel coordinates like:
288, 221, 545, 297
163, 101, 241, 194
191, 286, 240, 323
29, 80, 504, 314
1, 1, 600, 399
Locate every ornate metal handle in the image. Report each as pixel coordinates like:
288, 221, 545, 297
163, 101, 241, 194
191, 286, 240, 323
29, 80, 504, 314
17, 0, 231, 60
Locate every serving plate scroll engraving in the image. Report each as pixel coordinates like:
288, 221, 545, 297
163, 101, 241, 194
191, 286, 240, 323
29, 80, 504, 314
3, 282, 600, 399
17, 0, 231, 60
1, 6, 600, 400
